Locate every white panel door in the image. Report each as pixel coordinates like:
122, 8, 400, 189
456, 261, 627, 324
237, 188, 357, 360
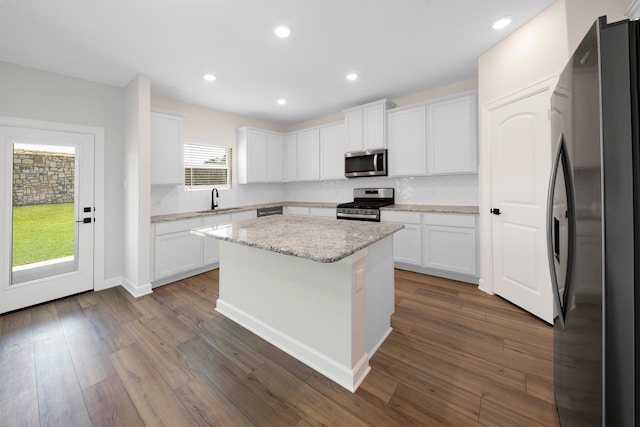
488, 88, 553, 324
1, 126, 94, 314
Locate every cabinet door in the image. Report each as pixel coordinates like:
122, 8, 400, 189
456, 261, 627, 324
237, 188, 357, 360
247, 129, 268, 182
392, 223, 422, 265
231, 210, 257, 221
154, 218, 203, 280
284, 133, 297, 182
427, 93, 478, 175
283, 206, 310, 216
309, 207, 336, 219
266, 132, 283, 182
387, 105, 427, 177
381, 211, 422, 265
363, 102, 386, 149
151, 112, 183, 185
422, 214, 477, 276
202, 214, 231, 266
320, 123, 346, 180
296, 129, 320, 181
345, 109, 363, 152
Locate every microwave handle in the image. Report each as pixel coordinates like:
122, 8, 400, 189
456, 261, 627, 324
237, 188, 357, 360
373, 154, 379, 171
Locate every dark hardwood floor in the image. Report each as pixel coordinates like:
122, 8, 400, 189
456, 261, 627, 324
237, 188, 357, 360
0, 269, 559, 426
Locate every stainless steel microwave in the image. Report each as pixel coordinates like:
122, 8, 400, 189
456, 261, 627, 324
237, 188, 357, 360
345, 148, 387, 178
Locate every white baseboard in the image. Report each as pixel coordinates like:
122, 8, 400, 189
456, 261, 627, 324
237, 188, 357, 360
121, 278, 153, 298
368, 327, 392, 357
394, 263, 479, 285
216, 298, 370, 393
478, 278, 495, 295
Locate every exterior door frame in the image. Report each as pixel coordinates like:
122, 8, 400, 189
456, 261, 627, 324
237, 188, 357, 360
479, 76, 557, 297
0, 115, 105, 295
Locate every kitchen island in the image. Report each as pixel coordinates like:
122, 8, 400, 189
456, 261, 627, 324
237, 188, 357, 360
192, 215, 403, 392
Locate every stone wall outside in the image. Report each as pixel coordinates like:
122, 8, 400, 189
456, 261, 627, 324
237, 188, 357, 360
13, 150, 75, 206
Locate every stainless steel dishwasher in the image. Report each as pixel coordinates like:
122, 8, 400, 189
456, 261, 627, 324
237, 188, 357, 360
256, 206, 283, 217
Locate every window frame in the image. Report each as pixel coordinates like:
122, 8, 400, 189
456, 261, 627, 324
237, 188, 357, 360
183, 141, 232, 190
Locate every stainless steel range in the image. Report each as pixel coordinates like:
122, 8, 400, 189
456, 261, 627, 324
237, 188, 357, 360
336, 188, 394, 222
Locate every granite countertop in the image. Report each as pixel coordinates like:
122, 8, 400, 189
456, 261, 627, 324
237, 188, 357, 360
152, 201, 479, 223
191, 215, 404, 263
382, 204, 479, 214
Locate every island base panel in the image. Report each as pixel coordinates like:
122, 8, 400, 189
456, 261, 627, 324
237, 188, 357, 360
215, 239, 393, 392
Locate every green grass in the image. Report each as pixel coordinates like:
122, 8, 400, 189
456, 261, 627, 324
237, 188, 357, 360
12, 203, 74, 267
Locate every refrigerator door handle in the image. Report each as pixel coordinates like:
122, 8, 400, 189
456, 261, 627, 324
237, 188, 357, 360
546, 134, 577, 329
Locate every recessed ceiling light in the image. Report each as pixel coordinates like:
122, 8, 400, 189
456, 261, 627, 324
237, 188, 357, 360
277, 99, 287, 105
203, 73, 216, 81
346, 73, 358, 81
492, 17, 512, 30
274, 26, 291, 38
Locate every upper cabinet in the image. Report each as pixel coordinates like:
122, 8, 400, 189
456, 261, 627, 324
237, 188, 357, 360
386, 91, 478, 177
151, 112, 184, 185
237, 127, 283, 184
387, 105, 428, 177
319, 122, 346, 181
426, 93, 477, 175
344, 99, 395, 151
284, 132, 297, 182
296, 128, 320, 181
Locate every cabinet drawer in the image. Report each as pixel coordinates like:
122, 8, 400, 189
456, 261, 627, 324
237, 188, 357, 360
155, 218, 202, 235
380, 210, 421, 224
422, 213, 476, 228
284, 206, 310, 216
309, 207, 336, 218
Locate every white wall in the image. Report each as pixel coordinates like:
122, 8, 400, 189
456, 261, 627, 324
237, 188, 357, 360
151, 79, 480, 215
122, 75, 152, 296
477, 0, 631, 292
0, 61, 124, 285
150, 96, 289, 214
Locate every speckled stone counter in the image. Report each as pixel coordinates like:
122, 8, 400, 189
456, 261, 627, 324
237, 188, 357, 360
382, 204, 479, 214
192, 215, 403, 263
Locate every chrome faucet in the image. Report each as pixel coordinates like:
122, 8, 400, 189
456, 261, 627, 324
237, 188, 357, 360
211, 188, 219, 210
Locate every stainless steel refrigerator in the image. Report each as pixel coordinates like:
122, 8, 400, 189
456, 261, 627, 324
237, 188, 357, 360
548, 16, 639, 426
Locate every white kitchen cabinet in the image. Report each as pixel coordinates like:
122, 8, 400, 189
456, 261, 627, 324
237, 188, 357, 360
266, 132, 284, 182
387, 105, 428, 177
202, 214, 231, 266
309, 207, 336, 219
296, 128, 320, 181
231, 210, 257, 221
380, 211, 422, 265
153, 218, 203, 282
426, 93, 478, 175
283, 206, 310, 216
422, 213, 477, 276
237, 127, 284, 184
284, 132, 297, 182
344, 99, 395, 151
320, 122, 346, 180
151, 112, 184, 185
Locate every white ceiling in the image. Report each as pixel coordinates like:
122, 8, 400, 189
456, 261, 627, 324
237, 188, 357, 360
0, 0, 555, 126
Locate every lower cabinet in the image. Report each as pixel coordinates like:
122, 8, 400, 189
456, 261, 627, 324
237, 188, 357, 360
202, 214, 231, 266
153, 218, 203, 282
152, 210, 256, 285
309, 207, 336, 219
381, 210, 478, 283
284, 206, 337, 219
422, 213, 477, 277
380, 211, 422, 265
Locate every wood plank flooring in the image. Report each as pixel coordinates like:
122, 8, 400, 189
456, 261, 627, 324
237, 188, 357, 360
0, 269, 559, 426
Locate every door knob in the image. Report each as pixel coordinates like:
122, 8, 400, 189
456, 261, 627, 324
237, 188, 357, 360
490, 208, 502, 215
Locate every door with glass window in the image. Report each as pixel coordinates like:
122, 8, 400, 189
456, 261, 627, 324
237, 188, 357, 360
0, 126, 94, 314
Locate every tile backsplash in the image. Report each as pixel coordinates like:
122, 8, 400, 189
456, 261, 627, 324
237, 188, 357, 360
151, 174, 478, 216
